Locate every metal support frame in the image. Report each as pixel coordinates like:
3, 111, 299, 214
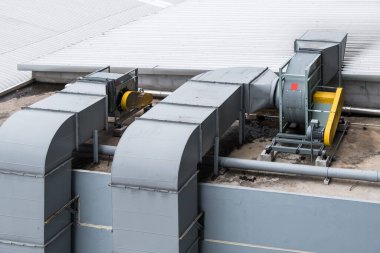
239, 82, 245, 145
93, 129, 99, 163
214, 108, 220, 176
238, 110, 245, 145
104, 96, 109, 131
198, 125, 203, 163
323, 119, 349, 166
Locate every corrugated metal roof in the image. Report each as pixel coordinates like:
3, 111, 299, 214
0, 0, 181, 95
22, 0, 380, 82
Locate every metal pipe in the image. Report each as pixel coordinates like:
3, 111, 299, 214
79, 144, 116, 156
213, 137, 219, 176
351, 122, 380, 128
98, 144, 116, 155
218, 157, 379, 183
343, 106, 380, 116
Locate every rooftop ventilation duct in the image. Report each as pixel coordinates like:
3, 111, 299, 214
111, 67, 279, 253
0, 81, 108, 252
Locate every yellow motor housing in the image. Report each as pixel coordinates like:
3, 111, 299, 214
120, 91, 153, 112
313, 87, 344, 146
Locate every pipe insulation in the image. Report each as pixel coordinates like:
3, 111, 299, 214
219, 157, 379, 183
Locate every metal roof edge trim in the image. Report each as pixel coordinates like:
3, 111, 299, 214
0, 78, 34, 97
18, 64, 380, 83
18, 64, 206, 76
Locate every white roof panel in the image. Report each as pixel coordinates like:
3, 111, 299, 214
0, 0, 181, 96
22, 0, 380, 81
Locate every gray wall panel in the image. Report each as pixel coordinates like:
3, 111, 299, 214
0, 174, 44, 244
73, 225, 112, 253
72, 170, 112, 253
72, 170, 112, 226
201, 240, 294, 253
44, 163, 72, 242
199, 183, 380, 253
0, 243, 43, 253
70, 167, 380, 253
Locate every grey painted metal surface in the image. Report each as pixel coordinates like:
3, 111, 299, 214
73, 225, 112, 253
112, 177, 198, 253
281, 52, 321, 125
0, 229, 70, 253
281, 31, 347, 125
0, 0, 182, 96
192, 67, 279, 113
0, 110, 74, 174
79, 144, 117, 156
20, 0, 380, 84
72, 170, 112, 226
218, 157, 380, 183
29, 93, 106, 144
0, 78, 107, 251
200, 183, 380, 253
111, 67, 276, 253
72, 170, 112, 253
112, 120, 200, 191
296, 31, 347, 85
69, 168, 380, 253
28, 68, 380, 110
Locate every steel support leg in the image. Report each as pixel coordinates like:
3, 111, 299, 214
213, 136, 219, 175
239, 111, 245, 145
93, 130, 99, 164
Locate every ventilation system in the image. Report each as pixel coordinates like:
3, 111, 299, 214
111, 67, 278, 253
0, 30, 348, 253
0, 80, 108, 252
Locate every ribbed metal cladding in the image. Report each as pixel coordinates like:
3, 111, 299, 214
0, 0, 181, 96
21, 0, 380, 81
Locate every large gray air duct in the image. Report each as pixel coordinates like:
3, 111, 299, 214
0, 81, 108, 252
111, 67, 278, 253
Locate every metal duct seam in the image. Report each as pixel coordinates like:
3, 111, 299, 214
111, 67, 278, 253
0, 83, 107, 252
